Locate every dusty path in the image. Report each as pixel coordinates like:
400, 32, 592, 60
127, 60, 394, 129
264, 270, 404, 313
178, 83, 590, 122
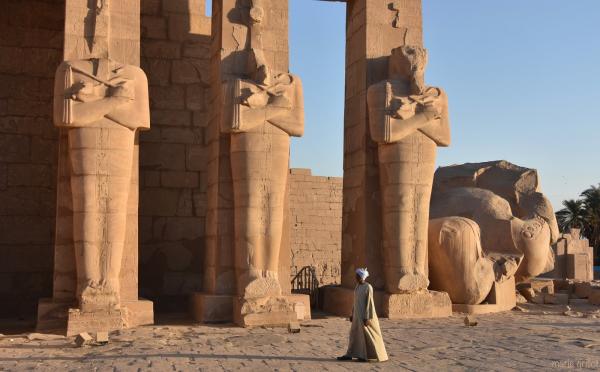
0, 304, 599, 371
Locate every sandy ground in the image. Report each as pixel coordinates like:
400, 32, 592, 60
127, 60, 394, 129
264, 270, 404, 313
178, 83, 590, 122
0, 303, 599, 371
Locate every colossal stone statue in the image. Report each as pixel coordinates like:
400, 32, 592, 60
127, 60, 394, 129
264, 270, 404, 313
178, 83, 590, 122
430, 187, 554, 283
428, 216, 519, 305
367, 45, 450, 293
222, 51, 304, 299
430, 161, 557, 283
215, 0, 304, 326
53, 58, 150, 311
433, 160, 560, 243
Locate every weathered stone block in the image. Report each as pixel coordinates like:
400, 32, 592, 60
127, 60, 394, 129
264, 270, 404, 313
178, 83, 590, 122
161, 128, 203, 144
172, 60, 205, 84
574, 282, 592, 299
285, 293, 311, 321
183, 41, 210, 59
151, 110, 191, 127
142, 59, 171, 86
168, 14, 211, 41
140, 143, 186, 170
544, 293, 569, 305
383, 291, 452, 319
142, 41, 181, 59
140, 189, 181, 216
142, 16, 167, 40
233, 296, 297, 328
0, 133, 29, 162
163, 0, 206, 15
186, 145, 208, 171
141, 0, 161, 15
161, 171, 199, 188
190, 293, 233, 323
150, 85, 185, 110
589, 289, 600, 306
164, 217, 203, 240
186, 84, 206, 110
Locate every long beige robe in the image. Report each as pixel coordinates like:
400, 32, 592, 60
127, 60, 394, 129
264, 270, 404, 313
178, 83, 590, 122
346, 283, 389, 361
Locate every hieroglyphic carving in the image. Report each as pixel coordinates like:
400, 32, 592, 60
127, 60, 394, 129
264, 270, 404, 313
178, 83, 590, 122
389, 0, 421, 44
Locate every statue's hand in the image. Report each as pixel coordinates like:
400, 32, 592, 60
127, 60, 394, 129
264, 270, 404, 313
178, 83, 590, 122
421, 100, 443, 119
72, 81, 100, 103
390, 97, 417, 120
109, 79, 136, 103
244, 91, 269, 108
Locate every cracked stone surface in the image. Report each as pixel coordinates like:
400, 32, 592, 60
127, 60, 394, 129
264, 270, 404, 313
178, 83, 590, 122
1, 304, 600, 371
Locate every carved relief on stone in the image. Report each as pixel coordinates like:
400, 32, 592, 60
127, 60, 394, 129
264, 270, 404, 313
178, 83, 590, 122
53, 58, 150, 311
367, 45, 450, 294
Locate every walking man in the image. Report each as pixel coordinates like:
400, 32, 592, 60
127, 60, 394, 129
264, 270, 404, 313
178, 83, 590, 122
337, 268, 389, 362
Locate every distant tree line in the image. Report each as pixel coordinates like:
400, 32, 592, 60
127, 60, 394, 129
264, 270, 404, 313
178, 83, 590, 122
556, 184, 600, 262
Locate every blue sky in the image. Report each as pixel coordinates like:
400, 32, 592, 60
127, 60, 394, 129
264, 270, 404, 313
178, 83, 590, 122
208, 1, 600, 210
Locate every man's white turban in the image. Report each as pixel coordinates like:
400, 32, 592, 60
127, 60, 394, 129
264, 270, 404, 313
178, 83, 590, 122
356, 268, 369, 280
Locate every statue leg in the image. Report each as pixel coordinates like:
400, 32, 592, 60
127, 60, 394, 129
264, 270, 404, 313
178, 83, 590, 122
231, 126, 289, 298
103, 127, 134, 295
69, 128, 103, 307
69, 126, 134, 311
378, 134, 436, 293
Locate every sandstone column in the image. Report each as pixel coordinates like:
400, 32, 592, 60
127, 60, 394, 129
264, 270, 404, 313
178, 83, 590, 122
192, 0, 308, 327
37, 0, 153, 336
323, 0, 452, 319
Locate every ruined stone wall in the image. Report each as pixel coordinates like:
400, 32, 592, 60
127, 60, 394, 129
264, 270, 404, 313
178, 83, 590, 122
289, 169, 343, 286
138, 0, 211, 310
0, 0, 65, 318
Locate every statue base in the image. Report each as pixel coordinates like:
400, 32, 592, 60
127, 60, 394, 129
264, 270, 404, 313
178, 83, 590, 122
191, 293, 311, 324
452, 277, 517, 315
287, 293, 311, 321
234, 296, 298, 328
322, 286, 452, 319
36, 298, 154, 336
190, 293, 234, 323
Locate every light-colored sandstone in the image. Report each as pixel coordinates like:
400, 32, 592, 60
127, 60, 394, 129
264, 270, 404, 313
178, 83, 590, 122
74, 332, 92, 347
38, 0, 153, 335
195, 0, 306, 327
430, 182, 554, 282
552, 229, 595, 281
428, 217, 495, 305
368, 45, 450, 294
53, 58, 150, 313
432, 160, 560, 243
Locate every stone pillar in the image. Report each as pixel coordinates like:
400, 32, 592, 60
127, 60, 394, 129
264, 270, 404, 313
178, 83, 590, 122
37, 0, 153, 336
323, 0, 451, 319
191, 0, 308, 326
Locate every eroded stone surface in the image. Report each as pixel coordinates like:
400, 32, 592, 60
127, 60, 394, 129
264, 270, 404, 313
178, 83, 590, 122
430, 162, 557, 283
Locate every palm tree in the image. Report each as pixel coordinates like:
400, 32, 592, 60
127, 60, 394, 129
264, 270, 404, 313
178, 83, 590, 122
558, 184, 600, 264
581, 184, 600, 250
556, 199, 586, 233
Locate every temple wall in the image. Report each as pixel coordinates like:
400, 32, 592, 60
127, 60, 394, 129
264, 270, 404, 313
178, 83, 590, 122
0, 0, 65, 318
288, 169, 343, 286
0, 0, 346, 319
138, 0, 211, 311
